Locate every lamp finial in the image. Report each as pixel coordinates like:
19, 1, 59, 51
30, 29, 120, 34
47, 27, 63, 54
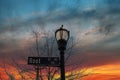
61, 25, 63, 29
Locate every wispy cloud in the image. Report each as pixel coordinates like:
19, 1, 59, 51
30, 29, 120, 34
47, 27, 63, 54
0, 0, 120, 68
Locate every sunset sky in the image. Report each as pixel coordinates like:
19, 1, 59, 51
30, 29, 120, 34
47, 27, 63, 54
0, 0, 120, 80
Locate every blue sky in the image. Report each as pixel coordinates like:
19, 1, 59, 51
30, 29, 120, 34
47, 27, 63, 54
0, 0, 120, 67
0, 0, 116, 20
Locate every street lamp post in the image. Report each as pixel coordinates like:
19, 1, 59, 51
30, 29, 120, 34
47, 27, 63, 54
36, 66, 39, 80
55, 25, 70, 80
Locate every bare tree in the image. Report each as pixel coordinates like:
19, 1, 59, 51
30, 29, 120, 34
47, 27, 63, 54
28, 30, 92, 80
0, 29, 92, 80
3, 64, 15, 80
30, 30, 60, 80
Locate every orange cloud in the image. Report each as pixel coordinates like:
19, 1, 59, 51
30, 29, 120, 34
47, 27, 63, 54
83, 74, 120, 80
82, 63, 120, 80
0, 62, 120, 80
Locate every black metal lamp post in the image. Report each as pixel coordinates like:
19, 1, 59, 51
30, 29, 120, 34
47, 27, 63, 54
55, 25, 70, 80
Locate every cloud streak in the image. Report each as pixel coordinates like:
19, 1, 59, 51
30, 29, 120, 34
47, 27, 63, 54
0, 0, 120, 68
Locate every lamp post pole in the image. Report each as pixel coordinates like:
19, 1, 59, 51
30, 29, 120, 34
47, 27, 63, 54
55, 25, 70, 80
36, 66, 39, 80
60, 50, 65, 80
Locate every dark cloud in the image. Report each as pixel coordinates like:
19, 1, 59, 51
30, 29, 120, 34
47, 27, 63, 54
84, 50, 120, 67
0, 0, 120, 69
98, 23, 116, 35
0, 0, 120, 33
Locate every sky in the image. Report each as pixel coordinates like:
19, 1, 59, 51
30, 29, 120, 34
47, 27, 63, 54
0, 0, 120, 79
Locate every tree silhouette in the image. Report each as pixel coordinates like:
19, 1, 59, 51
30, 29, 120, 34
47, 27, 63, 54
1, 29, 92, 80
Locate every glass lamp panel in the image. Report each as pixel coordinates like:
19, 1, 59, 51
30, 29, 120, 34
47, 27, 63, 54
56, 31, 61, 40
62, 30, 68, 40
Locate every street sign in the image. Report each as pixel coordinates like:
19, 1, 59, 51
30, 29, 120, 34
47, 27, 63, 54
28, 57, 60, 67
